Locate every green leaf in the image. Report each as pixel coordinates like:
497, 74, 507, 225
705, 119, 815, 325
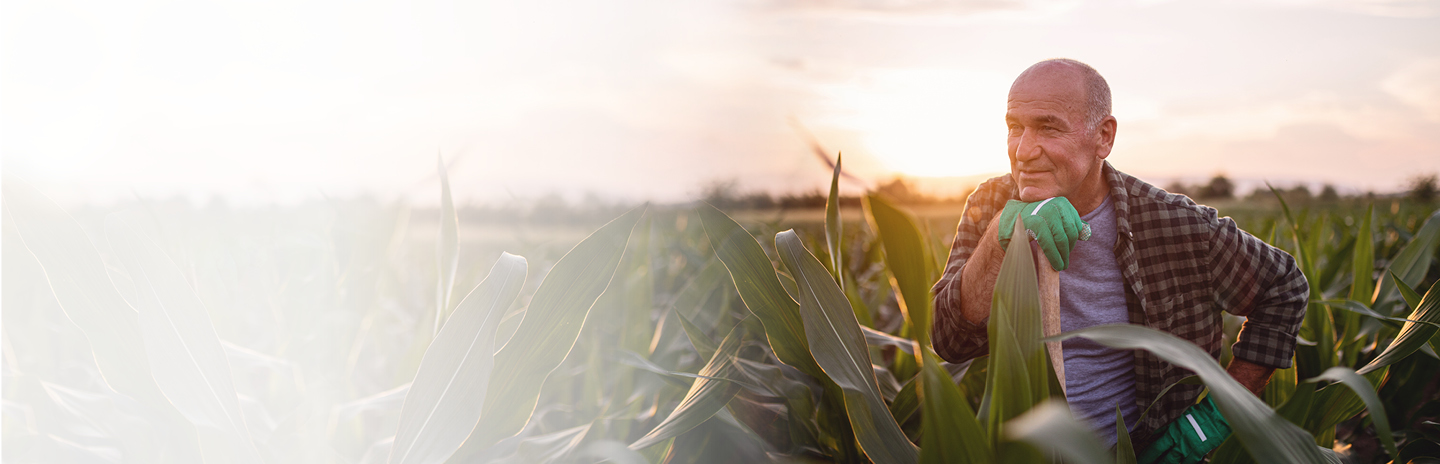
826, 152, 844, 288
436, 154, 460, 334
675, 309, 719, 361
862, 326, 916, 355
1005, 400, 1115, 464
630, 321, 746, 450
918, 348, 990, 464
2, 182, 172, 412
1376, 210, 1440, 308
776, 229, 919, 463
697, 203, 861, 461
459, 207, 645, 454
890, 375, 920, 426
696, 203, 823, 380
1394, 270, 1425, 310
984, 218, 1051, 445
1048, 324, 1330, 464
1318, 299, 1435, 329
864, 193, 936, 347
498, 424, 591, 464
1306, 367, 1397, 458
1115, 407, 1136, 464
389, 253, 527, 464
104, 212, 263, 461
1358, 279, 1440, 375
1349, 205, 1375, 304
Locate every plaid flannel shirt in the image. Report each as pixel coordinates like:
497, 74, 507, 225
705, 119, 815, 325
930, 162, 1307, 449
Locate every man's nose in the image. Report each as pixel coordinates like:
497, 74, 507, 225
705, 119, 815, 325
1014, 128, 1042, 161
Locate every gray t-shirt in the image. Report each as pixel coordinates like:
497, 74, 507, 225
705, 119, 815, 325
1059, 195, 1139, 447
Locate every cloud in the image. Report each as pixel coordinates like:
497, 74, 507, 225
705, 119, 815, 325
1258, 0, 1440, 17
746, 0, 1080, 19
1126, 91, 1422, 144
1382, 58, 1440, 122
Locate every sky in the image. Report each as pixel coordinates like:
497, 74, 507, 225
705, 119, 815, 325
3, 0, 1438, 206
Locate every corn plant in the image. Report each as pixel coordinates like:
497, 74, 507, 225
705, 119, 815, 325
4, 157, 1438, 464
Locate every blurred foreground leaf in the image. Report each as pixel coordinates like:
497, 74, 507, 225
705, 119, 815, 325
389, 253, 526, 464
1005, 400, 1114, 464
918, 348, 989, 464
1049, 324, 1329, 464
105, 212, 264, 462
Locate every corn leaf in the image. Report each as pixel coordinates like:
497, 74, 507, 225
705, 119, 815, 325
696, 204, 824, 380
776, 229, 918, 464
675, 309, 719, 361
1318, 299, 1434, 329
1115, 407, 1136, 464
863, 193, 936, 347
458, 207, 645, 455
918, 348, 990, 464
826, 152, 844, 287
983, 219, 1051, 445
1307, 367, 1397, 458
862, 326, 916, 355
389, 253, 527, 464
630, 320, 746, 450
497, 424, 591, 464
1358, 278, 1440, 375
1376, 210, 1440, 309
104, 212, 263, 462
436, 155, 460, 334
889, 375, 920, 425
1350, 205, 1375, 304
1005, 400, 1114, 464
1049, 324, 1330, 464
2, 182, 173, 412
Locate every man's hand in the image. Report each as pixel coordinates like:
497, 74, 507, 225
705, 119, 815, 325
1226, 357, 1275, 397
996, 197, 1091, 271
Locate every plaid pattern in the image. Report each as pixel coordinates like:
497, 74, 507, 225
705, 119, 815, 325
930, 162, 1307, 448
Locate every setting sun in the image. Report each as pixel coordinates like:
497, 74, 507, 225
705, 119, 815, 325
818, 69, 1015, 179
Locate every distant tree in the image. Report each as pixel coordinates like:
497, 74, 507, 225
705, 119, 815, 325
1409, 174, 1437, 203
701, 179, 741, 207
1165, 180, 1193, 197
1319, 184, 1339, 202
1287, 185, 1313, 203
876, 178, 916, 202
1196, 174, 1234, 200
779, 191, 825, 209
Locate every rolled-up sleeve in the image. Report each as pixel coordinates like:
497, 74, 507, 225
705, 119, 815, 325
1207, 216, 1309, 369
932, 177, 1013, 363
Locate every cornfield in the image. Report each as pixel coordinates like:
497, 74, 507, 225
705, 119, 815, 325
4, 158, 1439, 464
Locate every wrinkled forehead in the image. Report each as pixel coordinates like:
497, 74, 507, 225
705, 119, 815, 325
1006, 66, 1088, 120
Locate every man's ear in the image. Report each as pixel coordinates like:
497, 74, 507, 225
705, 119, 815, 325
1094, 116, 1117, 159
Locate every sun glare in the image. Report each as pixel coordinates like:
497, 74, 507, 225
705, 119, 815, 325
819, 69, 1013, 179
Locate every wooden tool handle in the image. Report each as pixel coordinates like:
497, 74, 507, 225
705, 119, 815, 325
1035, 244, 1066, 396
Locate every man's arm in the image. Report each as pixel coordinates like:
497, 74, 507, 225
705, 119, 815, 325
932, 178, 1015, 363
1226, 357, 1274, 397
1208, 214, 1308, 389
957, 217, 1006, 325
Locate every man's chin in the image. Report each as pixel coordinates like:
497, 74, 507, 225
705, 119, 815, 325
1017, 185, 1057, 202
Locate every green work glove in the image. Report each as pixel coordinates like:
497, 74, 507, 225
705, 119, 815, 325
1137, 396, 1232, 464
995, 197, 1091, 271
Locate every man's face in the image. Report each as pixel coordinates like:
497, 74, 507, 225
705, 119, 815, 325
1006, 66, 1109, 202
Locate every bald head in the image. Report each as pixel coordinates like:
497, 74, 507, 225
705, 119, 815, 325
1012, 59, 1111, 132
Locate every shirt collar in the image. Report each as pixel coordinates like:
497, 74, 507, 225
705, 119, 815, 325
1103, 161, 1133, 240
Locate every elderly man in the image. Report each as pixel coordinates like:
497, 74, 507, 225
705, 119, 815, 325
930, 59, 1307, 458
